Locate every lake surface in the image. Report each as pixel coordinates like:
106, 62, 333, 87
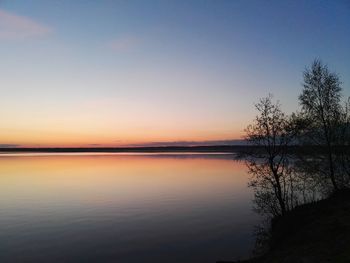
0, 153, 259, 263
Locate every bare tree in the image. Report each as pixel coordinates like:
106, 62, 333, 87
337, 97, 350, 184
245, 95, 295, 216
298, 60, 343, 191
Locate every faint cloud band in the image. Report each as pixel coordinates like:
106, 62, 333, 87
0, 9, 52, 40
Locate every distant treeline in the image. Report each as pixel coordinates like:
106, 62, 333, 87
0, 145, 348, 154
0, 145, 249, 153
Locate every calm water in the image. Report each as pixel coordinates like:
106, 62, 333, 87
0, 153, 259, 263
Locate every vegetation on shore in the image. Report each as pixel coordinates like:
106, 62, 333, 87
222, 60, 350, 263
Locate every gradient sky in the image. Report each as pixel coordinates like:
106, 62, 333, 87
1, 0, 349, 147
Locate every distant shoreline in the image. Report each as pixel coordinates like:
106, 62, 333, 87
0, 145, 250, 153
0, 145, 344, 154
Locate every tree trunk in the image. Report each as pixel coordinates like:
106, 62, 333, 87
327, 143, 338, 191
276, 178, 286, 216
270, 163, 286, 216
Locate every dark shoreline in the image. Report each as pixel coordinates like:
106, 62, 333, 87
218, 189, 350, 263
0, 145, 347, 154
0, 145, 248, 153
262, 189, 350, 263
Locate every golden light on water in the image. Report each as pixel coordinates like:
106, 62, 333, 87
0, 154, 249, 206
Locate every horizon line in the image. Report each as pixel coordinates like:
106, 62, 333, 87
0, 139, 247, 149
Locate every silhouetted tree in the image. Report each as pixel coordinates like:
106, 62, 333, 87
298, 60, 344, 191
244, 61, 349, 259
337, 97, 350, 184
245, 95, 296, 216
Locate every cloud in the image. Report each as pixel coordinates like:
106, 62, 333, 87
0, 9, 52, 40
108, 36, 140, 52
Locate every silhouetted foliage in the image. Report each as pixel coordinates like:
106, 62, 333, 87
245, 95, 296, 217
233, 59, 350, 263
296, 59, 349, 191
336, 97, 350, 183
244, 60, 350, 262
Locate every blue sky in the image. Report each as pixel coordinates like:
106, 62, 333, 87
0, 0, 349, 146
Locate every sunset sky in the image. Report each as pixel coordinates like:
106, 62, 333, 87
1, 0, 349, 147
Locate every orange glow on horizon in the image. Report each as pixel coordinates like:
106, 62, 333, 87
0, 128, 245, 147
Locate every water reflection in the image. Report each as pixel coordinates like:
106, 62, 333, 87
0, 153, 259, 263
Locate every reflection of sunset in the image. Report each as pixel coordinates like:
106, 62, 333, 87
0, 154, 259, 262
0, 154, 250, 208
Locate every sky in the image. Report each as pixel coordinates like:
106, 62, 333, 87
0, 0, 349, 147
